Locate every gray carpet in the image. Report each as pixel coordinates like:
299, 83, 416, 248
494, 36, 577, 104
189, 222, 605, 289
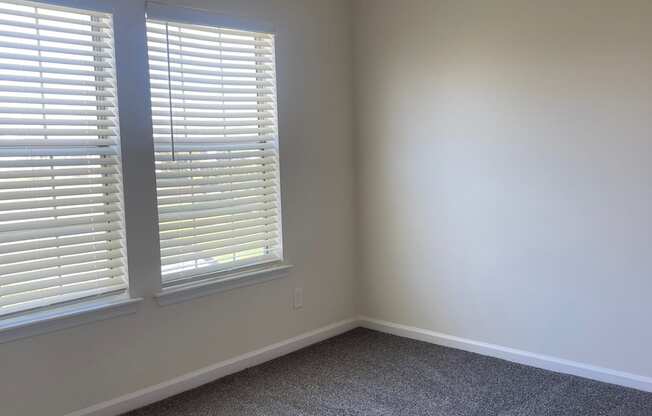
124, 328, 652, 415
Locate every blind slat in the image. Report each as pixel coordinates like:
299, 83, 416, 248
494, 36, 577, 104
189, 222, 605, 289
0, 119, 115, 127
0, 85, 114, 97
148, 41, 272, 57
0, 184, 120, 202
150, 102, 269, 111
0, 176, 118, 190
0, 268, 124, 297
0, 240, 121, 266
149, 70, 273, 82
150, 83, 273, 94
152, 127, 273, 136
0, 231, 122, 255
0, 157, 118, 168
0, 7, 111, 27
0, 96, 115, 107
0, 40, 112, 58
150, 91, 273, 103
0, 17, 112, 38
154, 141, 275, 152
152, 119, 274, 127
160, 217, 277, 243
0, 51, 112, 68
156, 158, 275, 170
147, 44, 272, 61
148, 61, 271, 75
0, 222, 120, 245
161, 230, 277, 258
0, 107, 115, 117
157, 205, 276, 231
155, 165, 275, 181
155, 172, 275, 189
0, 74, 114, 88
0, 166, 117, 179
146, 25, 271, 47
0, 29, 111, 48
158, 199, 277, 222
158, 190, 276, 214
2, 259, 123, 286
151, 110, 273, 119
161, 239, 279, 266
155, 180, 274, 198
156, 163, 276, 178
161, 224, 276, 250
0, 62, 114, 78
156, 153, 275, 167
0, 249, 122, 276
0, 202, 121, 222
0, 139, 117, 147
0, 194, 119, 211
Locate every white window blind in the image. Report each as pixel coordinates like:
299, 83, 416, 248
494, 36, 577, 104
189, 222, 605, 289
146, 19, 283, 283
0, 0, 126, 316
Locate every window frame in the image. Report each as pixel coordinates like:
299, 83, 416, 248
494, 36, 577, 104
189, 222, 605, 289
146, 2, 275, 35
0, 0, 156, 341
146, 2, 289, 297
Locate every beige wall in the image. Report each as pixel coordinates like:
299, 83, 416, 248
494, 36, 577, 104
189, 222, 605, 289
0, 1, 356, 415
354, 0, 652, 378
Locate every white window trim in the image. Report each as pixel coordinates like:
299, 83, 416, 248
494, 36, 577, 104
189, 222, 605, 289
155, 263, 293, 306
146, 3, 286, 287
0, 0, 129, 317
0, 295, 142, 344
0, 0, 158, 340
146, 2, 275, 34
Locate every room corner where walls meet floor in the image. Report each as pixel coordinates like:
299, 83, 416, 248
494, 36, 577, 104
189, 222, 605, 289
67, 316, 652, 416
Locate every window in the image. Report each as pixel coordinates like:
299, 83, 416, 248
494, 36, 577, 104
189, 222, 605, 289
0, 0, 126, 316
146, 18, 283, 284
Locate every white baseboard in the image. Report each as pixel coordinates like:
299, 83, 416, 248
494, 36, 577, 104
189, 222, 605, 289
67, 316, 652, 416
67, 318, 358, 416
358, 315, 652, 393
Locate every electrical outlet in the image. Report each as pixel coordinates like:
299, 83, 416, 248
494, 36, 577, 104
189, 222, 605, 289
293, 288, 303, 309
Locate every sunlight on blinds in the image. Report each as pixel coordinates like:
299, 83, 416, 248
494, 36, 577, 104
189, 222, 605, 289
147, 19, 282, 283
0, 0, 126, 316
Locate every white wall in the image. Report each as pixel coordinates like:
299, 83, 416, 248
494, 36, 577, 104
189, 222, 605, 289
0, 1, 356, 415
354, 0, 652, 379
4, 1, 652, 414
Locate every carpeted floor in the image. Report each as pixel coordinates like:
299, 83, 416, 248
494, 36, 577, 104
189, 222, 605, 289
124, 328, 652, 415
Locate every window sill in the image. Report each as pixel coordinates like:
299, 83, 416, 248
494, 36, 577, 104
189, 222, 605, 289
0, 296, 143, 344
155, 263, 294, 306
